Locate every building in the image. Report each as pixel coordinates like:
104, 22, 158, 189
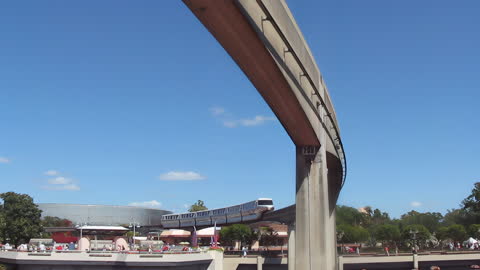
38, 203, 171, 227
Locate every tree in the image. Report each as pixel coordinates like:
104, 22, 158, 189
461, 182, 480, 224
337, 224, 369, 243
446, 224, 467, 243
467, 224, 480, 239
370, 209, 391, 226
188, 200, 208, 212
435, 226, 449, 243
0, 210, 5, 243
443, 208, 470, 226
401, 224, 431, 248
400, 210, 443, 233
374, 224, 401, 246
336, 205, 366, 227
257, 227, 280, 247
0, 192, 43, 246
220, 224, 253, 246
41, 216, 73, 228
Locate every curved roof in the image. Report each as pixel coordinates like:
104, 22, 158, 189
37, 203, 171, 226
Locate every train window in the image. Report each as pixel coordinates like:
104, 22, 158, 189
258, 200, 273, 205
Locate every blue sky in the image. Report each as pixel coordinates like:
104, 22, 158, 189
0, 0, 479, 218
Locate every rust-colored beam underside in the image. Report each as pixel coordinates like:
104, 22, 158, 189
183, 0, 319, 146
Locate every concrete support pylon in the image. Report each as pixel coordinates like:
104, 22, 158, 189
295, 144, 337, 270
288, 222, 295, 270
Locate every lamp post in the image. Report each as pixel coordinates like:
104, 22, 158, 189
337, 230, 345, 254
409, 229, 419, 253
129, 221, 141, 250
76, 222, 88, 240
75, 222, 88, 251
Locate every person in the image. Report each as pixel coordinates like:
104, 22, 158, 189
385, 246, 390, 256
39, 242, 46, 253
69, 242, 75, 251
242, 246, 247, 258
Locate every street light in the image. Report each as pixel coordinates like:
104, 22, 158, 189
129, 221, 141, 250
76, 222, 88, 240
409, 229, 419, 254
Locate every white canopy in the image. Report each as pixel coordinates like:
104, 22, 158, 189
77, 226, 129, 231
466, 237, 478, 244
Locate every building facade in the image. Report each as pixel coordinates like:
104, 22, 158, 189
38, 203, 171, 227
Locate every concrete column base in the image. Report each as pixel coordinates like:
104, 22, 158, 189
295, 145, 337, 270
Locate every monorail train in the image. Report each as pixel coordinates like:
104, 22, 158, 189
161, 198, 274, 228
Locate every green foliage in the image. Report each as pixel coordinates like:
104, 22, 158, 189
461, 182, 480, 224
336, 205, 366, 227
0, 192, 43, 246
0, 210, 5, 243
125, 231, 140, 237
337, 224, 369, 243
374, 224, 401, 244
446, 224, 466, 242
401, 224, 431, 247
462, 182, 480, 212
41, 216, 73, 228
443, 209, 468, 226
369, 209, 392, 226
435, 226, 449, 242
467, 224, 480, 239
257, 227, 280, 247
400, 211, 443, 233
220, 224, 253, 246
188, 200, 208, 212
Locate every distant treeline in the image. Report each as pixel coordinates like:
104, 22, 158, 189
336, 182, 480, 249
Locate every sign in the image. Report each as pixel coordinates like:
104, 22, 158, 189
301, 146, 319, 156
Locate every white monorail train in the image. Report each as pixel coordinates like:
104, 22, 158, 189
161, 198, 274, 228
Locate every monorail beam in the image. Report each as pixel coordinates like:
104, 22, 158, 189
182, 0, 319, 146
182, 0, 343, 269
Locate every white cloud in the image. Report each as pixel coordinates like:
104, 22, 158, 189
210, 107, 276, 128
159, 171, 206, 181
44, 170, 60, 176
223, 121, 237, 128
48, 177, 73, 185
0, 157, 10, 164
410, 201, 422, 207
42, 184, 80, 191
129, 200, 162, 208
239, 115, 276, 126
209, 107, 225, 116
222, 116, 276, 128
42, 171, 80, 191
